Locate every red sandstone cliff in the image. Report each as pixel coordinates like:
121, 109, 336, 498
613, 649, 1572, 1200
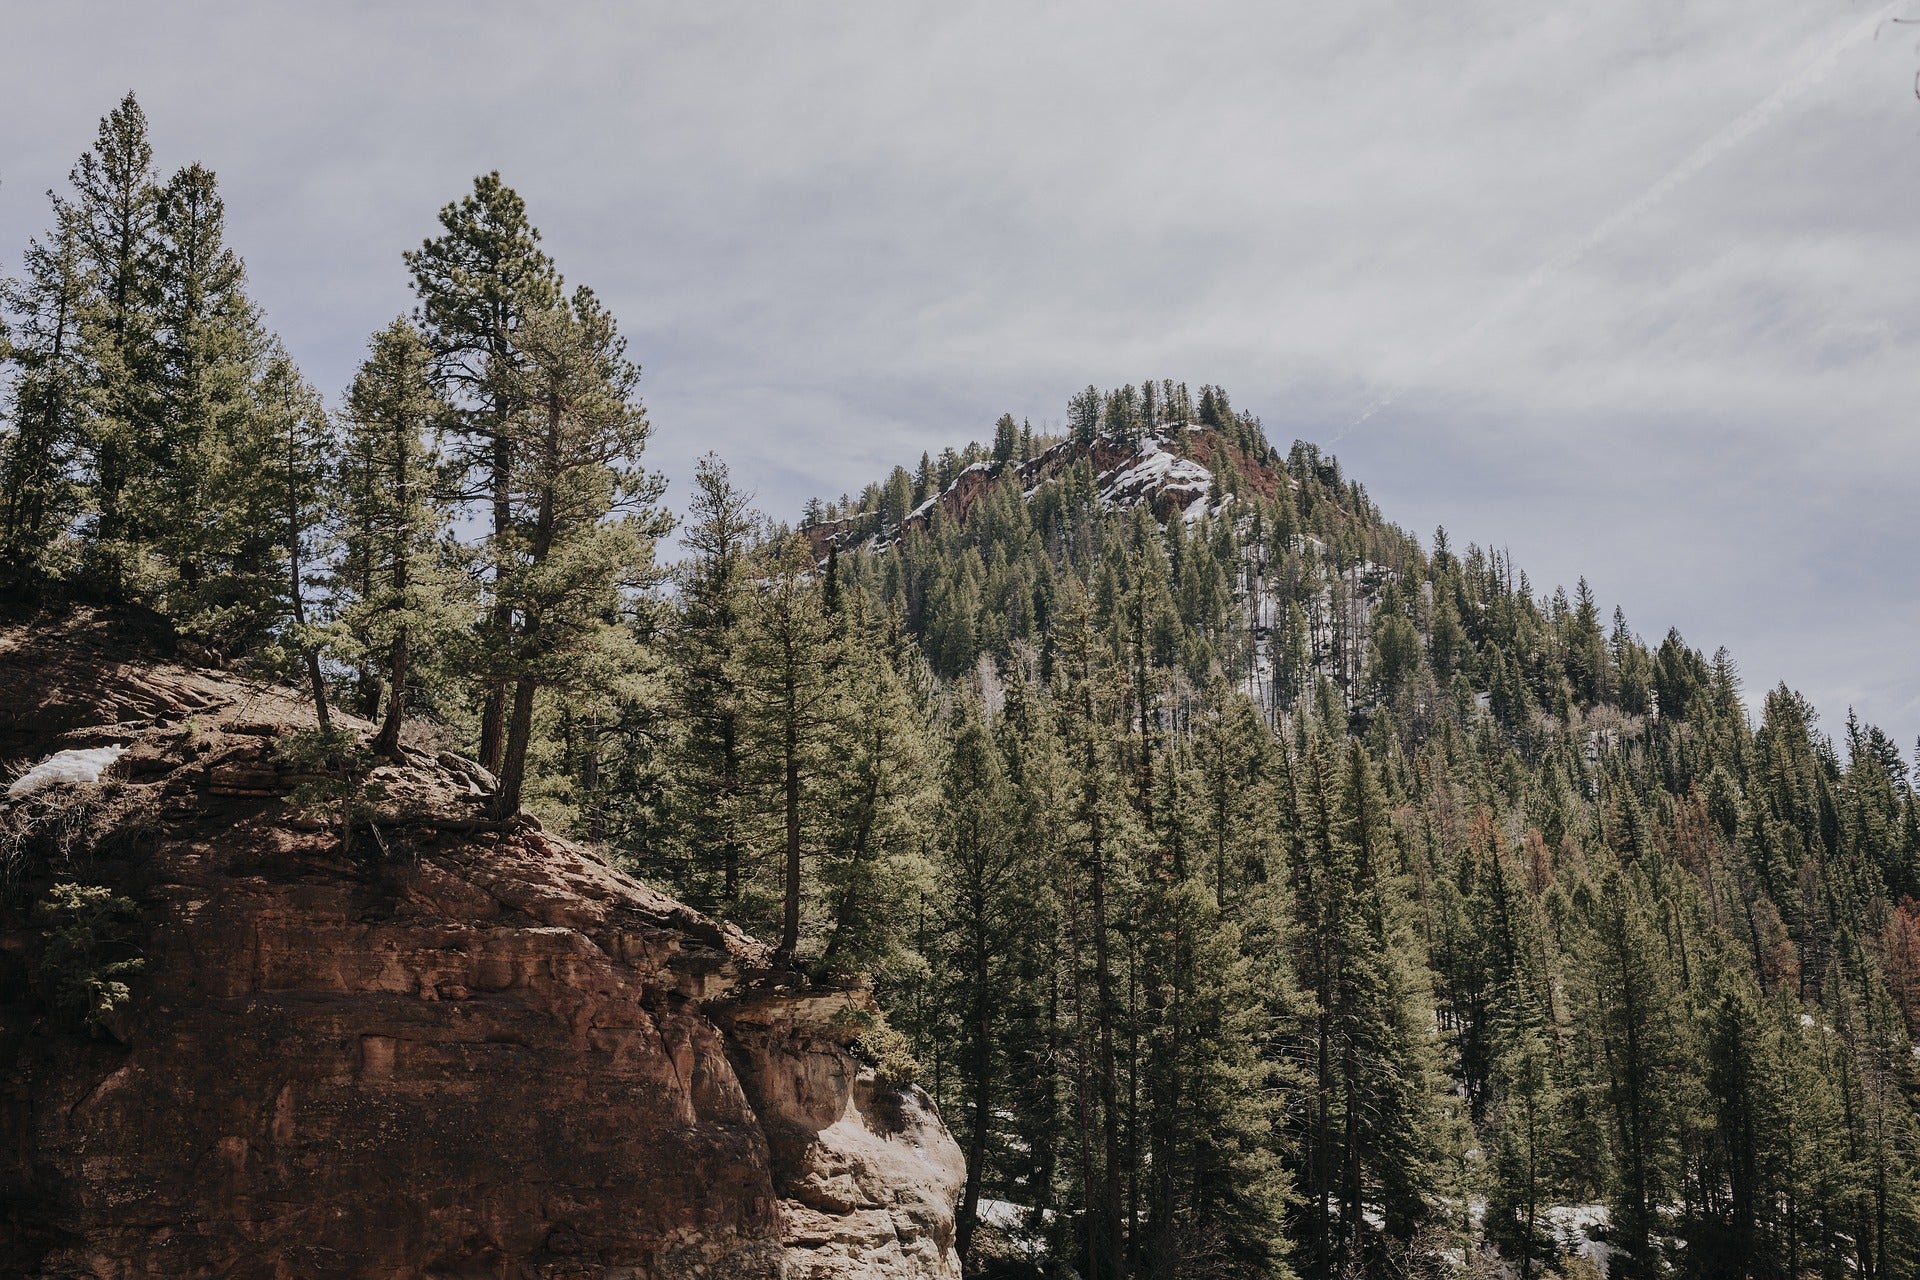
0, 607, 964, 1280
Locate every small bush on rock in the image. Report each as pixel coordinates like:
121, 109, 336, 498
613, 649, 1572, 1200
849, 1010, 921, 1089
35, 881, 143, 1035
273, 727, 384, 857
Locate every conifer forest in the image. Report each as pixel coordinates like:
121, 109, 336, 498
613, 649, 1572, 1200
7, 95, 1920, 1280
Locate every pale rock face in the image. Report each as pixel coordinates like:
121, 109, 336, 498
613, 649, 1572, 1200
0, 609, 963, 1280
778, 1076, 967, 1280
722, 993, 965, 1280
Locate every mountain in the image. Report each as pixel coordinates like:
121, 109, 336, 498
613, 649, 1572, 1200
757, 392, 1920, 1279
6, 101, 1917, 1278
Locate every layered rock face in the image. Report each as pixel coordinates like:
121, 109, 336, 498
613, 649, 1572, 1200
0, 608, 963, 1280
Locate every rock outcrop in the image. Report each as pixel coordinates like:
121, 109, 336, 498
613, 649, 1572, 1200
0, 606, 963, 1280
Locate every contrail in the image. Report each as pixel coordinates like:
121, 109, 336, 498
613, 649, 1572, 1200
1336, 3, 1900, 441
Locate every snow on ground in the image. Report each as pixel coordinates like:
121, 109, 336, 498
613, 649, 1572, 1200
1099, 441, 1213, 515
976, 1198, 1051, 1257
905, 491, 942, 524
1543, 1204, 1620, 1275
7, 745, 127, 798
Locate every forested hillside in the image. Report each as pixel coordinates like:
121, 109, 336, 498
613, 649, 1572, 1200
5, 96, 1919, 1280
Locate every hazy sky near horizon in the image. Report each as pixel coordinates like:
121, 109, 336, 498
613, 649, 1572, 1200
5, 1, 1918, 747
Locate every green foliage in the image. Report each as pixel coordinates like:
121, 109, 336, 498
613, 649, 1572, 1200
848, 1008, 922, 1089
482, 290, 667, 819
0, 222, 90, 579
34, 881, 143, 1035
329, 316, 463, 753
272, 727, 383, 857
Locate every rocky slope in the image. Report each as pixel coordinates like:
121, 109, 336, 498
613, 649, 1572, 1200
0, 605, 963, 1280
801, 424, 1287, 558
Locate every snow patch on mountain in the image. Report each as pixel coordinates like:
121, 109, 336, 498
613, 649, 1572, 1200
1097, 440, 1214, 519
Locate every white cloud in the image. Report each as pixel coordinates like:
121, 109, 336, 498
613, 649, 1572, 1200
2, 0, 1915, 744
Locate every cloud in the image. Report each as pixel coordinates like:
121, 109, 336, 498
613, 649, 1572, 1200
3, 0, 1915, 744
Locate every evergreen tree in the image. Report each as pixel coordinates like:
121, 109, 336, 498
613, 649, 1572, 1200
150, 161, 276, 644
1484, 1020, 1566, 1279
936, 694, 1019, 1260
813, 601, 935, 979
1069, 384, 1102, 447
1289, 734, 1444, 1276
484, 291, 666, 820
250, 350, 335, 726
1053, 574, 1135, 1277
665, 453, 761, 907
734, 534, 842, 960
62, 92, 165, 587
406, 173, 564, 772
0, 223, 89, 578
332, 318, 455, 756
992, 412, 1018, 464
1571, 863, 1696, 1276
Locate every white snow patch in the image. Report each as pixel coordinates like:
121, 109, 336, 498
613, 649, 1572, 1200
976, 1198, 1051, 1257
1100, 442, 1213, 511
8, 745, 128, 798
1543, 1204, 1619, 1275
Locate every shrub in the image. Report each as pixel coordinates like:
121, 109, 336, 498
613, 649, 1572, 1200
850, 1010, 922, 1088
273, 727, 384, 856
35, 881, 143, 1035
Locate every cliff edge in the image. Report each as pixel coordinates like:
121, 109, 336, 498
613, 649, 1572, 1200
0, 605, 963, 1280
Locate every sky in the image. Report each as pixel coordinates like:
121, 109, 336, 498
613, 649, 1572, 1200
4, 1, 1917, 748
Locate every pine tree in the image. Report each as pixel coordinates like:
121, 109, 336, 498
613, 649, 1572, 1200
485, 291, 666, 820
813, 601, 935, 979
332, 318, 455, 756
249, 350, 335, 726
1288, 733, 1444, 1276
62, 92, 165, 588
1484, 1020, 1566, 1279
406, 173, 564, 772
992, 412, 1018, 464
989, 663, 1079, 1250
666, 453, 761, 907
0, 223, 89, 578
734, 534, 842, 961
1571, 863, 1696, 1275
151, 161, 275, 644
1053, 574, 1134, 1277
937, 693, 1019, 1260
1192, 678, 1273, 909
1069, 384, 1102, 447
1139, 736, 1296, 1278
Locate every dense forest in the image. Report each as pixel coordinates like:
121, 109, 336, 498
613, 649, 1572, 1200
6, 96, 1920, 1280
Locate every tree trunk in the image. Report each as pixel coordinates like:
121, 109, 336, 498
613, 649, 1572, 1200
957, 916, 993, 1262
373, 626, 408, 758
778, 637, 802, 963
285, 428, 330, 735
478, 429, 514, 772
721, 709, 741, 902
489, 677, 538, 820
